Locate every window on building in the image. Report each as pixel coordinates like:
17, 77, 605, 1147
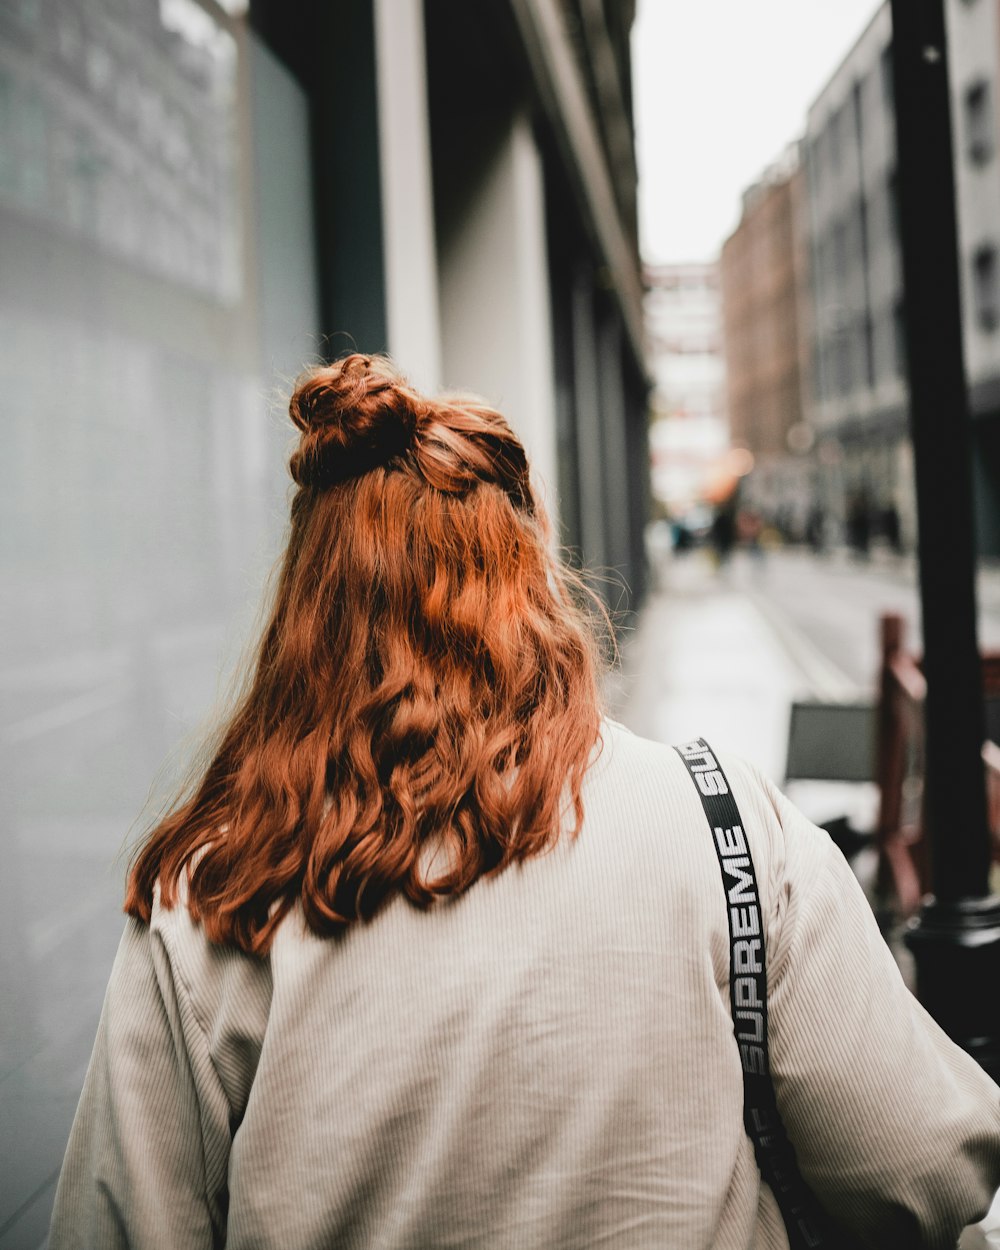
863, 310, 876, 387
850, 321, 867, 395
828, 108, 841, 171
853, 194, 868, 262
851, 79, 864, 152
893, 299, 908, 376
965, 79, 994, 164
863, 67, 881, 132
805, 136, 821, 195
836, 328, 852, 396
887, 171, 900, 243
880, 44, 894, 106
814, 340, 827, 402
833, 217, 848, 277
973, 245, 1000, 330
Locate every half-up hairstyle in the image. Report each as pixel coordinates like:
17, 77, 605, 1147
126, 353, 605, 954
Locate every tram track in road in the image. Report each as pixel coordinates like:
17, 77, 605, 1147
733, 549, 923, 698
743, 581, 862, 703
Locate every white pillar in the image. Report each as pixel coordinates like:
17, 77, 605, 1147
372, 0, 442, 391
438, 112, 560, 519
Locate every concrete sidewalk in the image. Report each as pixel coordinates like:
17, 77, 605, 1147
608, 552, 805, 780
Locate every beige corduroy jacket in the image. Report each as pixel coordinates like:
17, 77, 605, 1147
50, 722, 1000, 1249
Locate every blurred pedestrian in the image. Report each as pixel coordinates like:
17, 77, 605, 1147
672, 517, 695, 553
806, 502, 827, 553
50, 355, 1000, 1249
847, 488, 872, 559
737, 505, 764, 559
644, 517, 673, 589
710, 499, 736, 565
881, 500, 903, 554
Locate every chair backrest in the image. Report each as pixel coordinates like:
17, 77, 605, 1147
785, 700, 876, 784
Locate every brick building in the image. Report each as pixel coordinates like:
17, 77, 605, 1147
720, 147, 813, 530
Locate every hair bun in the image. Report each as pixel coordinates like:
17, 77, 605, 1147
289, 354, 420, 488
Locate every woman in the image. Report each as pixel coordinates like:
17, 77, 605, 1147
51, 354, 1000, 1248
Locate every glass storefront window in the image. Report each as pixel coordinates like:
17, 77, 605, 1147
0, 2, 319, 1241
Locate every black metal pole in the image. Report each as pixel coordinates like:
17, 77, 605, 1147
890, 0, 1000, 1079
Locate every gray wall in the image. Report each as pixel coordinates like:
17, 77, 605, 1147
0, 4, 318, 1242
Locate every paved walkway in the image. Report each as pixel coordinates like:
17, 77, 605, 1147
610, 553, 804, 779
607, 551, 879, 830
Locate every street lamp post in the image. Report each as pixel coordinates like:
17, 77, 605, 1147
889, 0, 1000, 1079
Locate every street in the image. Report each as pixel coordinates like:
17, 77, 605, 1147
745, 548, 1000, 693
613, 545, 1000, 778
609, 542, 1000, 862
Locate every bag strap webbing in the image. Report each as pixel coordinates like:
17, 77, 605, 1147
673, 738, 830, 1250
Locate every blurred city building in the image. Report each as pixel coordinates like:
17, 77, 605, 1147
948, 0, 1000, 554
644, 261, 728, 521
801, 0, 1000, 555
0, 0, 647, 1241
719, 144, 814, 539
803, 3, 913, 554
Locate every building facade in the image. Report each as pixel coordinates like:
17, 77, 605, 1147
0, 0, 647, 1240
948, 0, 1000, 551
719, 146, 814, 533
802, 3, 912, 548
802, 0, 1000, 553
644, 261, 728, 518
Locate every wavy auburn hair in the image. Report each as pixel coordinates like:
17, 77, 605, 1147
126, 354, 605, 953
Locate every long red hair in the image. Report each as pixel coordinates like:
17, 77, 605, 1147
125, 354, 605, 953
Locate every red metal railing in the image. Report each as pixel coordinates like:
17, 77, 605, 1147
875, 612, 1000, 913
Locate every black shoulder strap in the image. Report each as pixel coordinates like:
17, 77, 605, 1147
673, 738, 830, 1250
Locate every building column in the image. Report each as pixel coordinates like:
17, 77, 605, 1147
622, 360, 650, 605
372, 0, 442, 391
548, 267, 583, 552
596, 308, 632, 595
437, 111, 559, 516
570, 266, 609, 582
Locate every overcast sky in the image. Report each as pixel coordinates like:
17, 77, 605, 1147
631, 0, 882, 264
